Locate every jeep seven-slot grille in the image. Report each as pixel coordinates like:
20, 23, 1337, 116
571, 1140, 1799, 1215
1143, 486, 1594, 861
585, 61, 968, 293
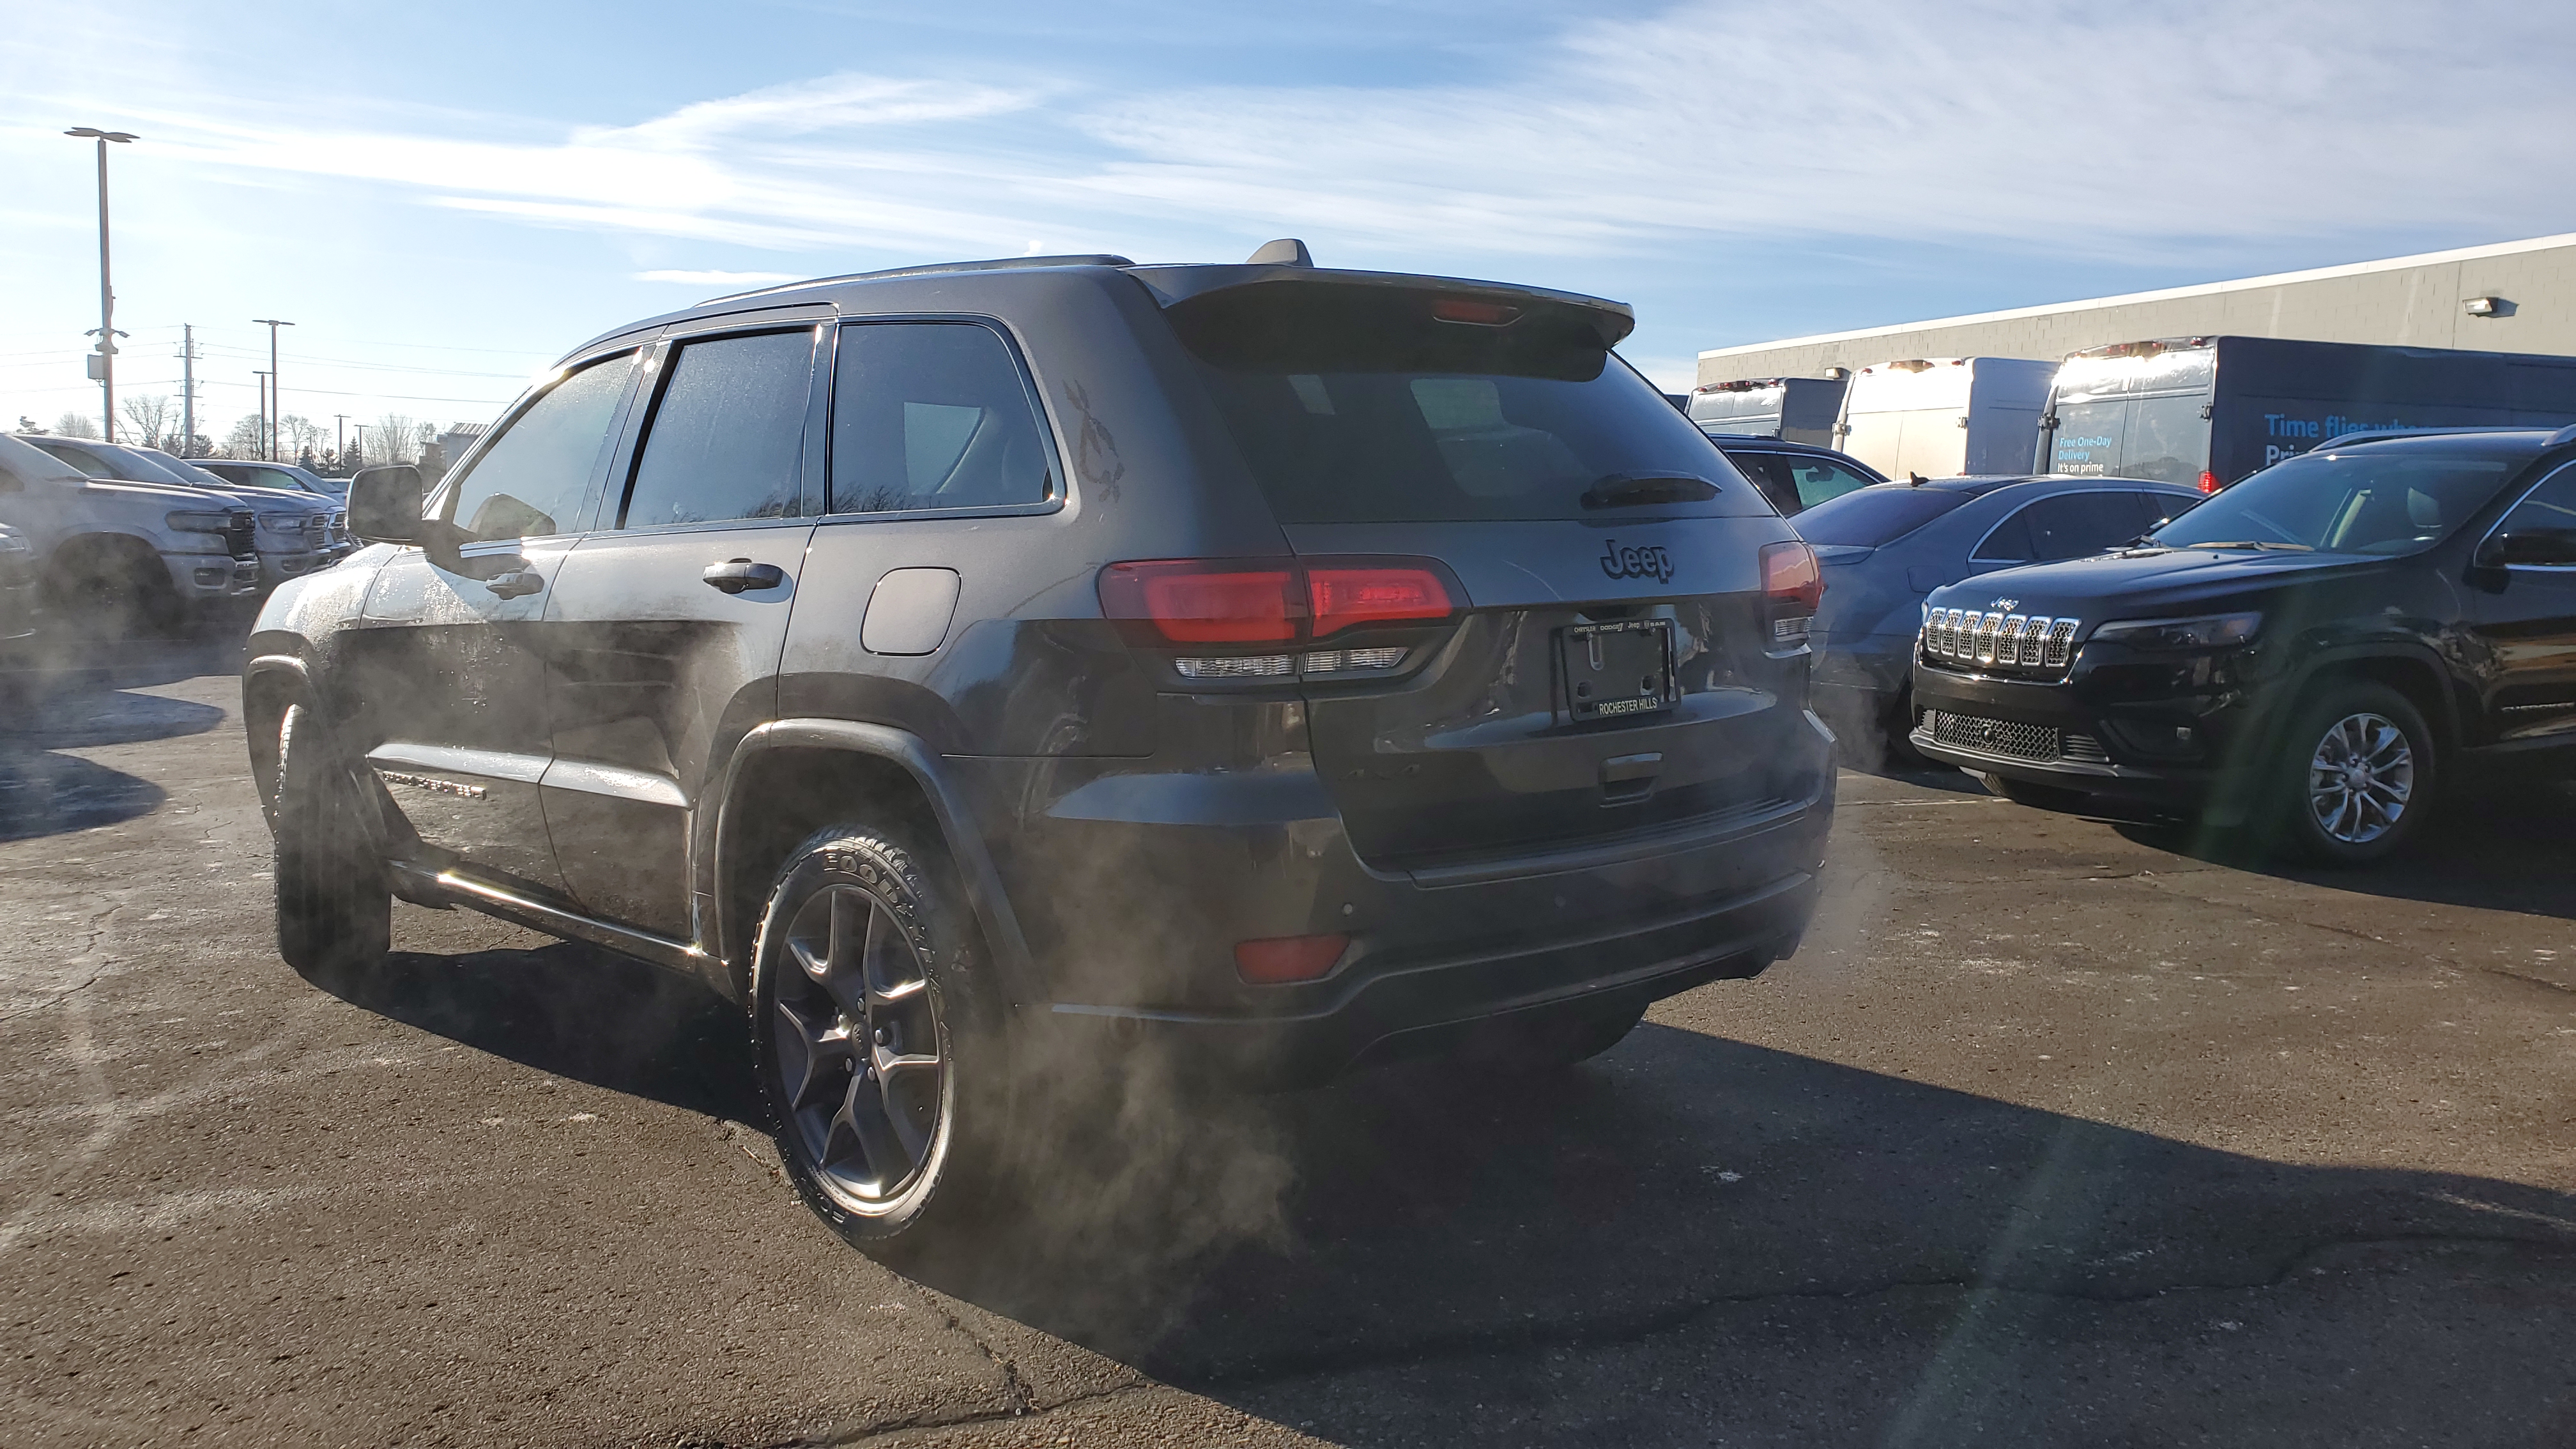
1920, 608, 2079, 675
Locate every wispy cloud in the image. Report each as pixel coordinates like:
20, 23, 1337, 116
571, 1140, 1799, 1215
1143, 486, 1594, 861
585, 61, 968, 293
15, 0, 2576, 268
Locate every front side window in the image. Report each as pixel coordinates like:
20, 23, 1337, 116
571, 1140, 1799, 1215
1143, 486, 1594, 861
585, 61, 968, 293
443, 354, 634, 541
620, 330, 813, 528
2488, 465, 2576, 560
830, 323, 1055, 514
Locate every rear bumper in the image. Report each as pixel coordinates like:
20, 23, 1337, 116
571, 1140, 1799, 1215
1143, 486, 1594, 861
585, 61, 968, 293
1046, 864, 1820, 1084
958, 712, 1835, 1082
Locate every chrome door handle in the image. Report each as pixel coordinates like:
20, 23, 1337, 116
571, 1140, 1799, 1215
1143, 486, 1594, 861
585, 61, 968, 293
484, 570, 545, 598
702, 558, 786, 594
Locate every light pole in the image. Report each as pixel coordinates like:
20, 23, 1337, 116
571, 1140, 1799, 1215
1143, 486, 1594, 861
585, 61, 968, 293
65, 127, 137, 443
252, 318, 293, 460
252, 371, 271, 457
353, 424, 371, 468
334, 413, 349, 470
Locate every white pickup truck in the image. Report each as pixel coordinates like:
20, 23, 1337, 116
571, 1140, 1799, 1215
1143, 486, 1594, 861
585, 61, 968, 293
0, 433, 260, 634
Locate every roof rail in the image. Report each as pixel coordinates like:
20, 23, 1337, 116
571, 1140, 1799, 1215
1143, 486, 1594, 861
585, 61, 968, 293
703, 253, 1138, 303
2314, 424, 2541, 449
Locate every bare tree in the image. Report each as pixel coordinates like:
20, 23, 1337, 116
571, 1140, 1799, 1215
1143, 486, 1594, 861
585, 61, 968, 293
120, 394, 174, 450
224, 414, 266, 456
280, 414, 327, 460
373, 413, 425, 465
53, 411, 100, 440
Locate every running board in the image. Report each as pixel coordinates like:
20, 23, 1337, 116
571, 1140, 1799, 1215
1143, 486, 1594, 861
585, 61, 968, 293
388, 860, 712, 979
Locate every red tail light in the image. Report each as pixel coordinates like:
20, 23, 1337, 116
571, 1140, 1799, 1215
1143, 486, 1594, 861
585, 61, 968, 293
1306, 567, 1452, 636
2197, 470, 2220, 494
1234, 933, 1349, 984
1097, 559, 1301, 643
1760, 540, 1824, 615
1100, 556, 1461, 647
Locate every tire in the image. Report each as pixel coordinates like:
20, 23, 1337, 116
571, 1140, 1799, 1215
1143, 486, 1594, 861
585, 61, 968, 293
1977, 771, 2090, 812
751, 822, 1008, 1252
271, 702, 392, 986
46, 542, 178, 640
2270, 681, 2437, 865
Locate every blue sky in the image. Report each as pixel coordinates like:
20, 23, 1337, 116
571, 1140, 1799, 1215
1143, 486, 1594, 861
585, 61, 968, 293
5, 0, 2573, 447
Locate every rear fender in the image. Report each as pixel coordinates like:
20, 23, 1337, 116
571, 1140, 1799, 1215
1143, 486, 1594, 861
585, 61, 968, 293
706, 719, 1036, 1006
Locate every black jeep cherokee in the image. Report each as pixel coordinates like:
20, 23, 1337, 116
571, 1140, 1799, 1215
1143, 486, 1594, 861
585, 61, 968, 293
1911, 425, 2576, 862
243, 246, 1834, 1246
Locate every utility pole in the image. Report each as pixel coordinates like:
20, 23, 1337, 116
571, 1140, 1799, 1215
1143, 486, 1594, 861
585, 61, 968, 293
353, 424, 371, 468
178, 325, 198, 456
65, 127, 137, 443
252, 318, 293, 461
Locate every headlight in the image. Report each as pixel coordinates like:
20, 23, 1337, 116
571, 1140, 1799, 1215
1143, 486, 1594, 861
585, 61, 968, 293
256, 516, 309, 539
2090, 611, 2262, 650
166, 510, 234, 533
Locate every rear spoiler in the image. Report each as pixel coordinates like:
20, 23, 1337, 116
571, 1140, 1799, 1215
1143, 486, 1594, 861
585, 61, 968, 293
1123, 263, 1636, 349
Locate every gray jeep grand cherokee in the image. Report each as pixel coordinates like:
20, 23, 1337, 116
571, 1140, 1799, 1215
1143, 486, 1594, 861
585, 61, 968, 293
244, 245, 1834, 1248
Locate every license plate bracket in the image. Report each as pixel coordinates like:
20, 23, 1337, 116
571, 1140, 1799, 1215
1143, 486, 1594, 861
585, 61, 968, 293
1560, 618, 1675, 722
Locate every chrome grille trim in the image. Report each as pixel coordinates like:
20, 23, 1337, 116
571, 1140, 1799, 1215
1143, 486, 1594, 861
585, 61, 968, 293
1918, 608, 2085, 677
2043, 618, 2078, 668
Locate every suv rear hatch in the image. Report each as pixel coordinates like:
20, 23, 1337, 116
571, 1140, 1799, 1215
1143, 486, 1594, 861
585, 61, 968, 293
1147, 272, 1820, 873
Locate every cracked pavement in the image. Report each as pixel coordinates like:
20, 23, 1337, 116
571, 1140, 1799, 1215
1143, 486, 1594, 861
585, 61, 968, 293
3, 642, 2573, 1446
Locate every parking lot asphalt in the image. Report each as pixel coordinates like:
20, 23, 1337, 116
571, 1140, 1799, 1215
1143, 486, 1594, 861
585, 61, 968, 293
4, 641, 2574, 1448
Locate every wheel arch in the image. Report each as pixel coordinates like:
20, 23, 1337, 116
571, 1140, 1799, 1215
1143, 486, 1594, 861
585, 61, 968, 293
2285, 646, 2461, 752
241, 653, 314, 820
705, 720, 1035, 1006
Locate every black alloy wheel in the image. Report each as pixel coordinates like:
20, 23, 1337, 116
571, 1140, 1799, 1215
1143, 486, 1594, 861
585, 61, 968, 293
753, 824, 1000, 1247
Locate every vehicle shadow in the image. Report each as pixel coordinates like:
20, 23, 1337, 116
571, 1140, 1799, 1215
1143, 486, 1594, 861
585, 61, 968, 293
0, 640, 236, 842
313, 939, 758, 1124
0, 746, 166, 841
2109, 777, 2576, 921
894, 1023, 2576, 1445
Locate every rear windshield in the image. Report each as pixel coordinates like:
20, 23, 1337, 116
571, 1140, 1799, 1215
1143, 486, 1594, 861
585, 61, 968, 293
1791, 484, 1972, 547
1170, 284, 1761, 523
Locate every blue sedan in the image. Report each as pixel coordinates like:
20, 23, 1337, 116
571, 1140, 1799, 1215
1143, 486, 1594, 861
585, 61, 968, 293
1795, 474, 2204, 755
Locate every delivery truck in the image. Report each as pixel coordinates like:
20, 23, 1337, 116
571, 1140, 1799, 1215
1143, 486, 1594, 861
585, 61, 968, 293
2038, 335, 2576, 491
1836, 356, 2055, 479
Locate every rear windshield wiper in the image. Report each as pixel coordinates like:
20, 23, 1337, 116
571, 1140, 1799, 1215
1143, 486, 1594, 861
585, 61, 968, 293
1581, 473, 1720, 509
2179, 540, 2314, 552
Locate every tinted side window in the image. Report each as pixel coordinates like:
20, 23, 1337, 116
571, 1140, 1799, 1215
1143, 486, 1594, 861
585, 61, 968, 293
2023, 491, 2156, 560
1784, 458, 1878, 509
1721, 452, 1804, 514
35, 443, 116, 478
2492, 465, 2576, 555
831, 323, 1054, 514
1974, 505, 2035, 562
620, 331, 813, 528
445, 356, 634, 540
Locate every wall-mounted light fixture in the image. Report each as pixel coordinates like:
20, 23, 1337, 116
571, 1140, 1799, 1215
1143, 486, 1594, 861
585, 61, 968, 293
2464, 296, 2508, 317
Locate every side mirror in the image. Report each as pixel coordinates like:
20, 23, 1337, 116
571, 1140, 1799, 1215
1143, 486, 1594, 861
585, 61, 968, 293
2481, 529, 2576, 569
347, 464, 425, 544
